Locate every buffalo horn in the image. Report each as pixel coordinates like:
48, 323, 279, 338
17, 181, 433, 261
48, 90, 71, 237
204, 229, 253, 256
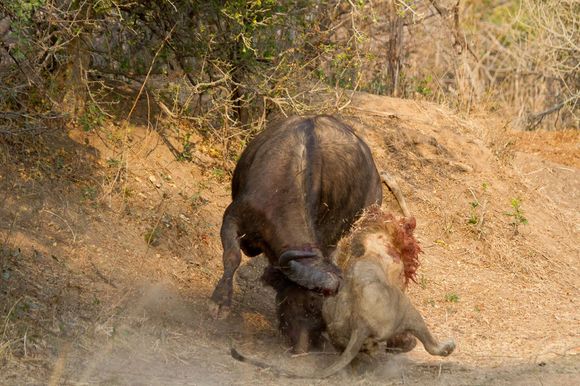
284, 260, 340, 295
279, 250, 319, 266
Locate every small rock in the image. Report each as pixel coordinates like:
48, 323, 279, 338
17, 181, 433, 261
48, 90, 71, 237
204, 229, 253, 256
449, 160, 473, 173
149, 174, 161, 188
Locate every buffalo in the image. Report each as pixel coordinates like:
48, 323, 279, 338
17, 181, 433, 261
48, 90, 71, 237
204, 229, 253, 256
210, 115, 383, 326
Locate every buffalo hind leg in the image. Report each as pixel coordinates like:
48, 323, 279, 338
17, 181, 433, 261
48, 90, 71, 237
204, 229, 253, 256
405, 305, 455, 357
209, 207, 241, 319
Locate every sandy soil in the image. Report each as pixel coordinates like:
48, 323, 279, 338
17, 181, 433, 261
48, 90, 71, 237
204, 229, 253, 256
1, 92, 578, 385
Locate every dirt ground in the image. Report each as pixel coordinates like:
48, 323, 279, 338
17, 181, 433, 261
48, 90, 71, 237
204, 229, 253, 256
1, 92, 578, 385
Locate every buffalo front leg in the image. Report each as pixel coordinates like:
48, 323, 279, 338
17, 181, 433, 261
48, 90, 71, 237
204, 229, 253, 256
209, 209, 241, 319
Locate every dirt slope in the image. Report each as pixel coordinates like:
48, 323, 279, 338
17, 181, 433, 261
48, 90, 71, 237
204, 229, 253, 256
0, 92, 578, 385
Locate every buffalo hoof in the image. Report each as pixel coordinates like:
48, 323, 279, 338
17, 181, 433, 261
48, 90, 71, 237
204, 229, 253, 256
210, 279, 233, 319
208, 300, 231, 320
292, 328, 310, 354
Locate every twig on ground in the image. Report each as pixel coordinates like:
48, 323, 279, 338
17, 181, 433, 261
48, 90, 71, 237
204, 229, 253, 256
41, 209, 77, 243
2, 297, 23, 340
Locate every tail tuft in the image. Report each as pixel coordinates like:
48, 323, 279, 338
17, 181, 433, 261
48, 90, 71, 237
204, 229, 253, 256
231, 347, 245, 361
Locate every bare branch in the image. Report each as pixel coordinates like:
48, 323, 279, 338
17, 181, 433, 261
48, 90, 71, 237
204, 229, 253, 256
526, 94, 580, 130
